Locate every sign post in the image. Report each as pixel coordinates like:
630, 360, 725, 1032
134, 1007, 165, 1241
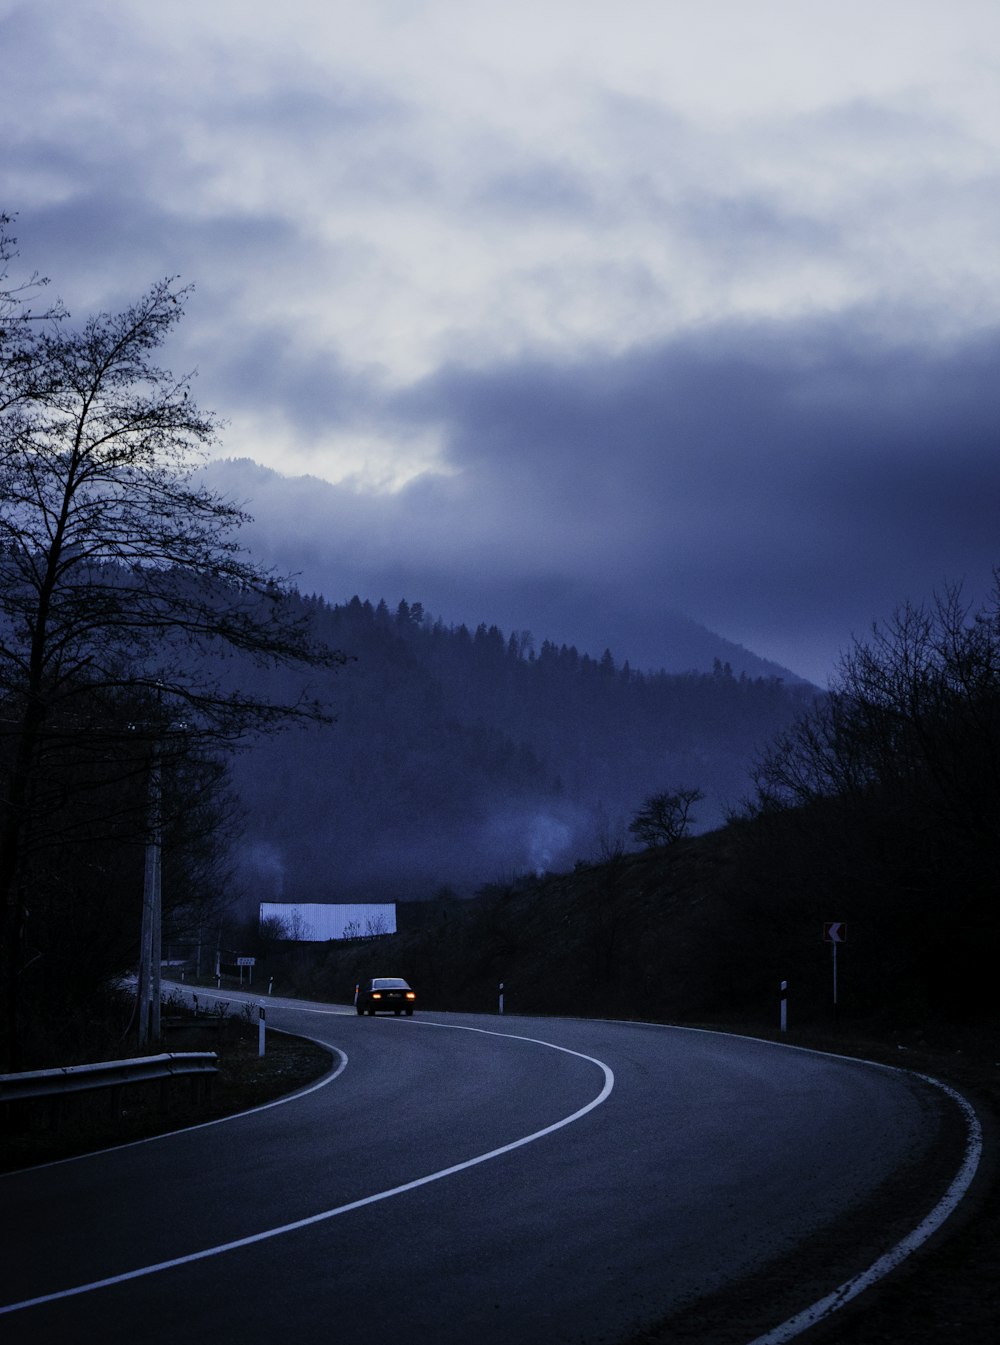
823, 923, 847, 1020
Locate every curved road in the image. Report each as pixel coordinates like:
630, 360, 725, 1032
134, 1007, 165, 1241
0, 995, 973, 1344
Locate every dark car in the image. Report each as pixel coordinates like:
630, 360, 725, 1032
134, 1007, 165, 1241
355, 977, 416, 1016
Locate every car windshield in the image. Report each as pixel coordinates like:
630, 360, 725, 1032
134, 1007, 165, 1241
372, 978, 409, 989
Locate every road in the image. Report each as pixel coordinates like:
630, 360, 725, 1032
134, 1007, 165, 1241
0, 994, 976, 1344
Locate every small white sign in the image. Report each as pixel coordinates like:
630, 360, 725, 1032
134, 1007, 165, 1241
237, 956, 256, 966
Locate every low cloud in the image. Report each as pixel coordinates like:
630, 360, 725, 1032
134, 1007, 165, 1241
205, 310, 1000, 685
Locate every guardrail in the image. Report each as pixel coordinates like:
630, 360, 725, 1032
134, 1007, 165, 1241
0, 1051, 218, 1107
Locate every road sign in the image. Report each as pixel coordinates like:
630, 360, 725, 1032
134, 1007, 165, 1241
823, 924, 846, 1014
237, 956, 256, 966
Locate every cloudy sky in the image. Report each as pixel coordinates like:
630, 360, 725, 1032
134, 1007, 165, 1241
4, 0, 1000, 684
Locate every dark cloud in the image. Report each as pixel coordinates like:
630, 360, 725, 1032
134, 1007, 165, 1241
204, 313, 1000, 686
468, 162, 604, 219
205, 327, 382, 437
6, 4, 998, 687
796, 95, 963, 148
384, 316, 1000, 678
217, 83, 407, 137
672, 192, 841, 266
19, 195, 300, 293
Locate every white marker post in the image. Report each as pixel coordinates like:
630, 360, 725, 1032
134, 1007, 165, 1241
499, 982, 504, 1015
258, 1001, 266, 1057
780, 979, 788, 1033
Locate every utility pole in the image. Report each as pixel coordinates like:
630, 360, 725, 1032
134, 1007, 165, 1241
137, 740, 162, 1047
135, 695, 186, 1049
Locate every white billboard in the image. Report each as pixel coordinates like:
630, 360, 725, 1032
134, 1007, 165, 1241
259, 902, 397, 942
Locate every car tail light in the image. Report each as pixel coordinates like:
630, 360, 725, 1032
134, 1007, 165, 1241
406, 992, 416, 999
371, 992, 382, 999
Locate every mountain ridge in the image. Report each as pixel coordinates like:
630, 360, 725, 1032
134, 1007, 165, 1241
201, 456, 816, 688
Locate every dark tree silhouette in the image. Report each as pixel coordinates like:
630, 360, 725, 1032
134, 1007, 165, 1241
0, 223, 344, 1066
747, 580, 1000, 1014
628, 787, 704, 848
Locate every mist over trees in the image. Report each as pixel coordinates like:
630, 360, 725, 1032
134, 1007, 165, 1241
229, 594, 817, 911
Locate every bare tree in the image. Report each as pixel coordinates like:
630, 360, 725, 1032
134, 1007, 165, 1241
259, 913, 296, 947
743, 581, 1000, 1015
750, 581, 1000, 840
628, 787, 704, 848
0, 233, 344, 1066
0, 212, 63, 415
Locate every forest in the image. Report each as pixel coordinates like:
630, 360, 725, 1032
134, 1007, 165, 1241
227, 593, 819, 912
263, 580, 1000, 1032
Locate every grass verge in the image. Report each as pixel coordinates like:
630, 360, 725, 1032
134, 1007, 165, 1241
0, 1018, 333, 1174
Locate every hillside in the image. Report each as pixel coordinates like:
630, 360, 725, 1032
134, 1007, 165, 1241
250, 802, 996, 1035
227, 594, 818, 910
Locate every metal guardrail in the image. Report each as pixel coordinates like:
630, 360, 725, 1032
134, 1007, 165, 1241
0, 1051, 218, 1104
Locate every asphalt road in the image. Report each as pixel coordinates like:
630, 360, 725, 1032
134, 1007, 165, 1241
0, 994, 971, 1345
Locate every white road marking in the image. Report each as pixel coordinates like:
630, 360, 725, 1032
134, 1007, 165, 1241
0, 1024, 614, 1316
0, 1039, 347, 1177
741, 1071, 983, 1345
5, 996, 979, 1338
594, 1019, 985, 1345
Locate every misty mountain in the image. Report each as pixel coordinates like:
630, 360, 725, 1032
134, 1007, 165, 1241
201, 458, 812, 685
228, 592, 818, 911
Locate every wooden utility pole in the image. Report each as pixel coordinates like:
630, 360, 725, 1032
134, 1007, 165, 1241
137, 741, 162, 1047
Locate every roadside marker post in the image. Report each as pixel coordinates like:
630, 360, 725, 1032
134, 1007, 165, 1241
780, 980, 788, 1033
499, 982, 504, 1015
258, 1002, 266, 1057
